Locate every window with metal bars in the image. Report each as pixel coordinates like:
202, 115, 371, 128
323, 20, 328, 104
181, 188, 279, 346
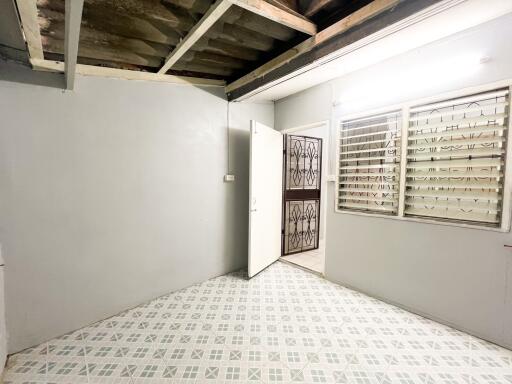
337, 86, 512, 230
405, 89, 509, 226
338, 111, 402, 214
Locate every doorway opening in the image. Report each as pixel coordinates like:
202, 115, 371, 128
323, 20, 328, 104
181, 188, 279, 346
247, 120, 328, 279
280, 122, 329, 275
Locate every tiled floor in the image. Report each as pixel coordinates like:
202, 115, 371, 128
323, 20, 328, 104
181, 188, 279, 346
281, 241, 325, 274
4, 262, 512, 384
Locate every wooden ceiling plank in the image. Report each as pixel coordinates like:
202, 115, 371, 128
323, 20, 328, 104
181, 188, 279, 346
198, 38, 260, 61
226, 0, 400, 93
40, 20, 171, 58
207, 22, 274, 52
158, 0, 232, 74
272, 0, 299, 12
303, 0, 335, 17
38, 0, 194, 30
224, 6, 294, 41
15, 0, 44, 59
174, 61, 233, 76
43, 36, 163, 67
182, 51, 246, 69
30, 58, 225, 86
163, 0, 212, 14
229, 0, 316, 35
64, 0, 84, 90
38, 6, 182, 47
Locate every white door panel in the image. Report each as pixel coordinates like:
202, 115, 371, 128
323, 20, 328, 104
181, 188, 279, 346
248, 120, 283, 278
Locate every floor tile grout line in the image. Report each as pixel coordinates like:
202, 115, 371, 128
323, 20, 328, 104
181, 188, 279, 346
112, 322, 137, 384
296, 316, 368, 382
5, 262, 512, 384
136, 280, 257, 383
120, 284, 190, 384
80, 288, 189, 384
190, 283, 270, 384
78, 328, 91, 384
296, 261, 412, 381
250, 270, 334, 382
132, 290, 189, 384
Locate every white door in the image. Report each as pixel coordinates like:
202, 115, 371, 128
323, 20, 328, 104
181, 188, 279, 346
248, 120, 283, 278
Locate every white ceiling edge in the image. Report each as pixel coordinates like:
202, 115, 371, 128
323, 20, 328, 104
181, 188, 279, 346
239, 0, 512, 103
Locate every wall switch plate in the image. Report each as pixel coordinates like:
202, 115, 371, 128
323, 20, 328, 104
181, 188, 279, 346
224, 174, 236, 182
326, 175, 336, 182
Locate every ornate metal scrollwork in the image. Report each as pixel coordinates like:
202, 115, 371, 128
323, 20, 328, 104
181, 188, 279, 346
283, 135, 322, 255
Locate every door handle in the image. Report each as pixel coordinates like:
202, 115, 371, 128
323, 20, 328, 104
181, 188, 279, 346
504, 245, 512, 248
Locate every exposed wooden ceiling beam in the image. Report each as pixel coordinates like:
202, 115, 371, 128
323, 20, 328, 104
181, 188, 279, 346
303, 0, 336, 17
39, 6, 276, 60
266, 0, 299, 12
227, 0, 444, 101
182, 51, 246, 69
43, 36, 245, 76
226, 0, 401, 94
163, 0, 212, 14
39, 15, 172, 58
38, 5, 183, 47
158, 0, 232, 74
196, 37, 260, 61
38, 0, 195, 30
229, 0, 316, 35
30, 58, 225, 86
265, 0, 300, 15
208, 22, 274, 51
64, 0, 84, 90
15, 0, 44, 59
225, 7, 295, 41
173, 62, 233, 76
43, 36, 163, 67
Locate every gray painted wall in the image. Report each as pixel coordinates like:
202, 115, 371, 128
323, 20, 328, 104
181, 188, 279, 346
275, 14, 512, 349
0, 249, 6, 374
0, 0, 29, 63
0, 61, 273, 353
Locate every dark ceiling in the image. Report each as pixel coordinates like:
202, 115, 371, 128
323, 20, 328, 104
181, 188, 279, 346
25, 0, 371, 82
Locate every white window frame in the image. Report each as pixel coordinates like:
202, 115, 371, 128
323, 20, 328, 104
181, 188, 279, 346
335, 79, 512, 232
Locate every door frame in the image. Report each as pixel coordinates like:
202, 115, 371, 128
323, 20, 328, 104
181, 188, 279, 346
281, 120, 330, 255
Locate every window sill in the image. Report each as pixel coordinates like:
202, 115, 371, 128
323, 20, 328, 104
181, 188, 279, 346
334, 208, 510, 233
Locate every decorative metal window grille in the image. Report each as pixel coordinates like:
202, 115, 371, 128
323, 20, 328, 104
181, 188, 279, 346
282, 135, 322, 256
338, 111, 402, 214
283, 200, 320, 255
337, 86, 512, 229
285, 135, 322, 190
405, 89, 509, 226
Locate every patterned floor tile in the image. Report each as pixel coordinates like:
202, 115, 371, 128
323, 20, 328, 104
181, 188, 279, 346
4, 262, 512, 384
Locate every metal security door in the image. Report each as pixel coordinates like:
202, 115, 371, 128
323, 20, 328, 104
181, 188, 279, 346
282, 135, 322, 255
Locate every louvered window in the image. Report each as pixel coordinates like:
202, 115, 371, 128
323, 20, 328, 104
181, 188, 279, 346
338, 111, 402, 214
405, 89, 509, 226
337, 86, 511, 230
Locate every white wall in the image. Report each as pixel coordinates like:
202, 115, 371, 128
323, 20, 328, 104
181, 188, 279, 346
0, 61, 273, 353
275, 14, 512, 349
